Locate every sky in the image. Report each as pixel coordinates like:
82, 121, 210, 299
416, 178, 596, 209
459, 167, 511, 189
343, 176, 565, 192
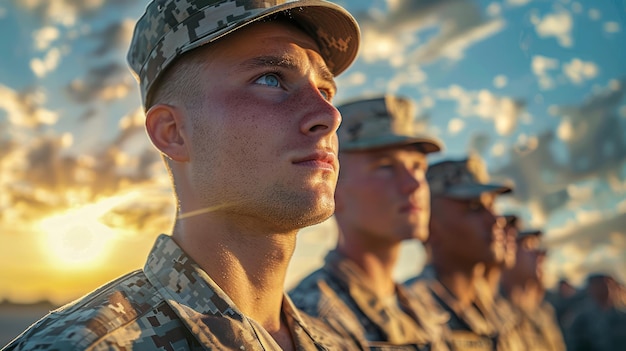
0, 0, 625, 305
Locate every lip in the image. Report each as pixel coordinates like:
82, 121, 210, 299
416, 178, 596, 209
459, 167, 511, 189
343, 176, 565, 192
399, 202, 422, 213
292, 150, 337, 172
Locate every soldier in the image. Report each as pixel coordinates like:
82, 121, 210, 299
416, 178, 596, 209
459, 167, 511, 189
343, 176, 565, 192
3, 1, 360, 350
473, 214, 525, 351
404, 156, 516, 351
500, 228, 566, 351
289, 95, 450, 350
565, 273, 626, 351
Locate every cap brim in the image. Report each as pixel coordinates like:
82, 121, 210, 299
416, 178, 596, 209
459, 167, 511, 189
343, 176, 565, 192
441, 183, 512, 199
179, 0, 360, 77
341, 135, 443, 154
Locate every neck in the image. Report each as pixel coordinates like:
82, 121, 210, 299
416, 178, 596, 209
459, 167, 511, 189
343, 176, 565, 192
172, 213, 297, 333
432, 259, 481, 308
336, 234, 401, 298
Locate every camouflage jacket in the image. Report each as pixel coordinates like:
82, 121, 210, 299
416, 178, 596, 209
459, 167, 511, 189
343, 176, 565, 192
289, 250, 450, 351
511, 301, 566, 351
405, 265, 518, 351
3, 234, 354, 351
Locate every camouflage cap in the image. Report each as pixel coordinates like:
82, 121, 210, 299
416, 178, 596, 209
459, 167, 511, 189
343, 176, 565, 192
427, 155, 513, 199
127, 0, 360, 107
336, 95, 443, 153
503, 213, 542, 239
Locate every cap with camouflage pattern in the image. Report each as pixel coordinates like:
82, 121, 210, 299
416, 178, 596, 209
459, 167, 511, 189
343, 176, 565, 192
503, 214, 542, 240
127, 0, 361, 107
427, 155, 513, 199
336, 95, 443, 153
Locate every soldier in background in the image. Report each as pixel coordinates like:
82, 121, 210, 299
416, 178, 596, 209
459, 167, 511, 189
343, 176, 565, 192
565, 273, 626, 351
404, 156, 519, 350
290, 95, 450, 350
500, 228, 566, 351
3, 0, 361, 350
473, 214, 525, 351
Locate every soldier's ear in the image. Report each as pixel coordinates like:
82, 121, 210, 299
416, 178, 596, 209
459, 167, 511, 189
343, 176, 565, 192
145, 104, 190, 162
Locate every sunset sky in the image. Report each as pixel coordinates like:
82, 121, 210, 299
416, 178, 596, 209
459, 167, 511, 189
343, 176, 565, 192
1, 0, 625, 305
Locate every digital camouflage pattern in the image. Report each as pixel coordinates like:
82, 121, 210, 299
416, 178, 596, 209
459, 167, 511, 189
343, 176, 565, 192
405, 266, 498, 351
426, 156, 512, 200
3, 235, 357, 350
512, 302, 566, 351
336, 95, 442, 153
289, 250, 451, 351
127, 0, 360, 106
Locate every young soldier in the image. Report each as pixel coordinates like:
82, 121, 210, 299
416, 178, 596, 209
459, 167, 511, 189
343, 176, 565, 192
290, 95, 450, 350
4, 1, 360, 350
501, 228, 566, 351
405, 156, 519, 350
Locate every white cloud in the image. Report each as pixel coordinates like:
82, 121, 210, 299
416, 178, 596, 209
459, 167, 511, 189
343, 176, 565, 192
17, 0, 108, 26
588, 8, 601, 21
493, 74, 508, 88
359, 29, 412, 63
556, 119, 575, 141
414, 18, 506, 62
448, 118, 465, 135
30, 48, 62, 78
531, 10, 574, 47
562, 58, 598, 85
486, 2, 501, 17
0, 85, 58, 128
436, 85, 524, 136
604, 21, 621, 33
531, 55, 559, 90
507, 0, 532, 6
387, 65, 427, 92
491, 141, 507, 157
32, 26, 60, 51
340, 71, 367, 88
0, 7, 6, 18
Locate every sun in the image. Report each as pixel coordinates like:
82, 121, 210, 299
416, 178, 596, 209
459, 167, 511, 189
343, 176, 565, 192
37, 194, 135, 270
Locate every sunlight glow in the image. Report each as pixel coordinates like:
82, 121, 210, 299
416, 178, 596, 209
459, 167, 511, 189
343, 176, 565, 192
37, 193, 138, 270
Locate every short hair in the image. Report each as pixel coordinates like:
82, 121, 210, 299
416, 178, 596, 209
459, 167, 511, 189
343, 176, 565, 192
144, 45, 212, 110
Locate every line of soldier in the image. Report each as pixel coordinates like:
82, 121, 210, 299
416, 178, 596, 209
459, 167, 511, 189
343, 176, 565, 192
289, 94, 569, 351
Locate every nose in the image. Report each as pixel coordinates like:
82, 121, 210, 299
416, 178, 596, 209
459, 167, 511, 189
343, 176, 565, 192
399, 167, 424, 195
299, 87, 341, 137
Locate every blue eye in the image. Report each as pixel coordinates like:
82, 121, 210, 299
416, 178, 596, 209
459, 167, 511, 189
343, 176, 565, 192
255, 73, 281, 87
319, 89, 329, 100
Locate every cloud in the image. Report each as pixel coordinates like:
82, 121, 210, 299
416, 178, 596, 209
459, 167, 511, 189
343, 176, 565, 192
493, 74, 508, 88
531, 10, 574, 47
65, 62, 134, 103
588, 8, 601, 21
30, 47, 62, 78
0, 85, 58, 128
32, 26, 60, 51
604, 21, 621, 33
356, 0, 505, 65
506, 0, 532, 6
387, 64, 427, 92
436, 85, 525, 136
531, 55, 559, 90
0, 105, 164, 231
89, 19, 135, 56
12, 0, 136, 26
562, 58, 599, 85
448, 118, 465, 135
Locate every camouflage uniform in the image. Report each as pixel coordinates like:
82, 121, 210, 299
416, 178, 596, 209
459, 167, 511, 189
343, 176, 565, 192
290, 251, 450, 351
404, 159, 520, 351
511, 302, 566, 351
290, 96, 447, 350
406, 266, 499, 351
565, 286, 626, 351
4, 235, 357, 350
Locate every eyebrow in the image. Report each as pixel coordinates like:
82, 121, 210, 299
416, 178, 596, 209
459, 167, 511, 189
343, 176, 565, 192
242, 55, 337, 92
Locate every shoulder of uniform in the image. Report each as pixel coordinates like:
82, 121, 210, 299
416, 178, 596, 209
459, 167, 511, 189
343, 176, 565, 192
5, 270, 164, 350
